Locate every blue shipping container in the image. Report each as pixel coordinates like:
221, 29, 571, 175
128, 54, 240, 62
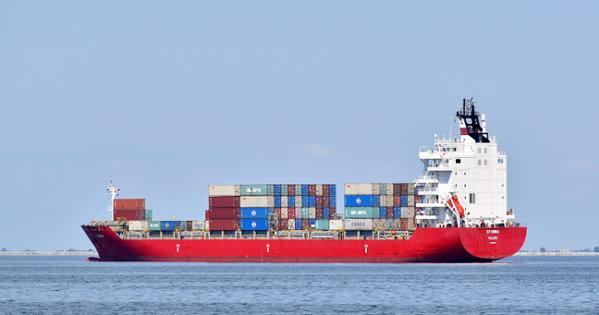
379, 207, 387, 219
301, 185, 309, 195
345, 195, 375, 207
393, 207, 401, 219
274, 196, 282, 208
160, 221, 177, 231
288, 196, 295, 207
274, 184, 282, 196
240, 207, 269, 219
330, 185, 336, 196
309, 196, 316, 207
240, 219, 269, 231
308, 219, 316, 226
295, 219, 303, 230
330, 197, 336, 207
400, 196, 409, 207
373, 195, 380, 207
323, 208, 330, 219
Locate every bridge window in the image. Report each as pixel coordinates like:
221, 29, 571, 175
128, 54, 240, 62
456, 159, 461, 164
469, 193, 476, 204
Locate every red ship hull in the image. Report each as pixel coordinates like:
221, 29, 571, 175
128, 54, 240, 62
82, 225, 526, 263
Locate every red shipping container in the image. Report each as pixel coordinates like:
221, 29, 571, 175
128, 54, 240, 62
209, 196, 240, 208
329, 207, 337, 219
309, 185, 316, 196
393, 196, 401, 207
113, 199, 145, 210
278, 220, 287, 231
113, 209, 144, 221
207, 208, 239, 219
386, 207, 394, 219
208, 219, 239, 231
287, 185, 295, 196
288, 208, 296, 219
316, 208, 323, 219
400, 218, 409, 230
275, 208, 281, 218
322, 196, 330, 208
316, 196, 324, 209
323, 184, 330, 196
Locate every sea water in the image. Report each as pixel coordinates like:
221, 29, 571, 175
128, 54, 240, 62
0, 256, 597, 314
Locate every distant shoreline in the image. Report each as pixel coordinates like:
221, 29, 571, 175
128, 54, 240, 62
0, 251, 97, 256
516, 251, 599, 256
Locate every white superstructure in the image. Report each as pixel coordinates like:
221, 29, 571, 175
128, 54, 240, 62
415, 99, 515, 228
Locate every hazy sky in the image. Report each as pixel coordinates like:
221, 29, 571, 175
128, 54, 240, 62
1, 1, 598, 250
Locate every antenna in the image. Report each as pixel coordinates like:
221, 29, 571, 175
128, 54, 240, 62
106, 181, 120, 215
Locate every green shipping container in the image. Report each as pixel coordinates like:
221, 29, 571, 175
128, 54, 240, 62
345, 207, 377, 219
281, 184, 288, 196
302, 207, 309, 218
240, 184, 270, 196
145, 209, 153, 221
148, 221, 161, 231
315, 219, 329, 230
295, 185, 302, 195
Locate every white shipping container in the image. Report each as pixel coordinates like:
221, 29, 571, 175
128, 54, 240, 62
344, 183, 376, 195
128, 220, 148, 231
208, 185, 239, 196
309, 207, 316, 219
295, 196, 302, 208
316, 184, 323, 196
281, 196, 288, 207
192, 220, 205, 231
343, 219, 374, 230
205, 220, 210, 231
288, 219, 295, 230
281, 207, 288, 219
240, 196, 273, 207
329, 219, 344, 230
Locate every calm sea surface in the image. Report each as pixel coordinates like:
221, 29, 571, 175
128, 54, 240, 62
0, 256, 597, 314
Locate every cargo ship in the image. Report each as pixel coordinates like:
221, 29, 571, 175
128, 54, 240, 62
82, 99, 527, 262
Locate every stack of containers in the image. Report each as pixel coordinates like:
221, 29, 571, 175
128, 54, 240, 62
207, 185, 241, 231
113, 199, 146, 221
209, 184, 336, 232
344, 183, 416, 231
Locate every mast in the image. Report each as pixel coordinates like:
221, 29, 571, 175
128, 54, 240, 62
106, 181, 120, 216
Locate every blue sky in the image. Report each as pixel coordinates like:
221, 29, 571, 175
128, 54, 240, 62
1, 1, 598, 250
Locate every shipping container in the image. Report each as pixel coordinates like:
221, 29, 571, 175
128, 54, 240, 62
148, 221, 161, 231
281, 207, 288, 219
160, 221, 177, 231
209, 196, 240, 208
208, 185, 239, 196
208, 219, 239, 231
315, 219, 329, 230
393, 207, 401, 219
316, 208, 323, 219
294, 219, 303, 230
294, 196, 302, 208
113, 198, 145, 210
344, 183, 375, 195
274, 195, 282, 208
113, 209, 145, 221
287, 219, 295, 230
144, 209, 153, 221
240, 207, 269, 219
288, 208, 296, 219
343, 219, 373, 230
295, 185, 302, 196
379, 207, 387, 219
240, 218, 269, 231
287, 184, 295, 196
240, 184, 270, 196
191, 220, 205, 231
274, 184, 283, 196
401, 207, 415, 219
278, 220, 287, 231
345, 207, 376, 219
316, 184, 323, 196
128, 220, 148, 231
308, 207, 316, 219
323, 208, 330, 220
329, 219, 343, 230
206, 208, 240, 219
309, 184, 316, 196
344, 195, 376, 207
400, 196, 409, 207
386, 207, 394, 219
240, 196, 273, 207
